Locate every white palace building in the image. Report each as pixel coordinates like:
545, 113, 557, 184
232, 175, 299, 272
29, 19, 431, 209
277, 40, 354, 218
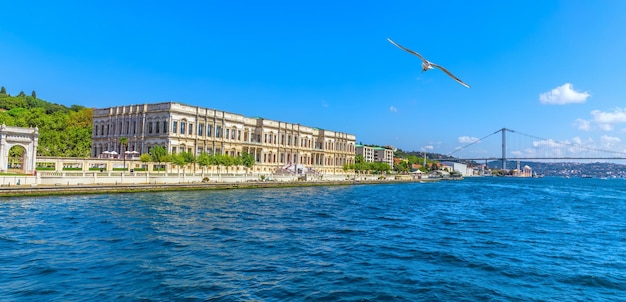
91, 102, 356, 175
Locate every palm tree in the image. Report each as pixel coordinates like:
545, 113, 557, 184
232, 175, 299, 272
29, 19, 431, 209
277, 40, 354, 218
119, 137, 128, 171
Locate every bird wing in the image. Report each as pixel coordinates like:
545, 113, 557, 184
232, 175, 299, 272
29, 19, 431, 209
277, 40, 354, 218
432, 63, 471, 88
387, 38, 428, 62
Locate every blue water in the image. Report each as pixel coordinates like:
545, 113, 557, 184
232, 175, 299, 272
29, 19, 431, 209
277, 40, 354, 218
1, 177, 626, 301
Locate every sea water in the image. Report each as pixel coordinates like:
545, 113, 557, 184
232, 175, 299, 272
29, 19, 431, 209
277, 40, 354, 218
1, 177, 625, 301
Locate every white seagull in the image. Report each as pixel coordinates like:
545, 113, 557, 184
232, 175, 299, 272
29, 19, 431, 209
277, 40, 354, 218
387, 38, 470, 88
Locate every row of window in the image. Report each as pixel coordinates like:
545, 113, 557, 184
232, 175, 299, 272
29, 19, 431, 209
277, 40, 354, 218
94, 120, 354, 152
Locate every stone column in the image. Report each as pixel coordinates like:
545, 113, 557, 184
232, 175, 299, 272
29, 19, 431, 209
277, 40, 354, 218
0, 125, 6, 173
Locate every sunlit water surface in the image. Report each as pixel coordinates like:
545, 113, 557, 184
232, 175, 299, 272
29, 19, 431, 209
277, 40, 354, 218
1, 177, 625, 301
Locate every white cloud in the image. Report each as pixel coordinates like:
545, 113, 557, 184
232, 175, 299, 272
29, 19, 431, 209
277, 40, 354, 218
598, 123, 614, 131
591, 108, 626, 124
539, 83, 590, 105
574, 108, 626, 132
601, 135, 621, 147
533, 139, 561, 148
389, 106, 398, 112
574, 118, 591, 131
458, 136, 479, 144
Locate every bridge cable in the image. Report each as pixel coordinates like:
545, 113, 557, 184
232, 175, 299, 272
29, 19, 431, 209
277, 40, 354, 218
446, 129, 502, 157
510, 129, 626, 157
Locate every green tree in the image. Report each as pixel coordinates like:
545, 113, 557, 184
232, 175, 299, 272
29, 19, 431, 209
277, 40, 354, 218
171, 153, 186, 174
0, 93, 93, 157
140, 153, 152, 163
234, 155, 243, 167
197, 152, 211, 174
222, 154, 235, 174
149, 145, 168, 172
31, 91, 37, 98
240, 152, 255, 172
8, 146, 25, 169
394, 161, 409, 173
181, 151, 197, 173
0, 86, 6, 95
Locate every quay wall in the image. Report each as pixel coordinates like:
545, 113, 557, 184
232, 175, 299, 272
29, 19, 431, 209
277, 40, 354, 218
0, 173, 437, 197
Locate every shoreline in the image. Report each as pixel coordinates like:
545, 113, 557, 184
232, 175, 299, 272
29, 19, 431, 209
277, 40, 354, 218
0, 178, 445, 197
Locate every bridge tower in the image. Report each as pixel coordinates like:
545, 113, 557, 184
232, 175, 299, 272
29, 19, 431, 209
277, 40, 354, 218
501, 128, 507, 170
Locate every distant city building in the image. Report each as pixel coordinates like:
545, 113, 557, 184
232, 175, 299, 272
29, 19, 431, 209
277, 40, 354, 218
355, 144, 394, 169
512, 164, 533, 177
441, 161, 472, 176
91, 102, 356, 174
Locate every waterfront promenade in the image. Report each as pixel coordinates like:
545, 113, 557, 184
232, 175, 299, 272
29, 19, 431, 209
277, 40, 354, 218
0, 172, 437, 197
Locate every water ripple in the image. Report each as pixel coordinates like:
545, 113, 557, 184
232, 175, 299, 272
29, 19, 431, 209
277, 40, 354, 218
1, 178, 626, 300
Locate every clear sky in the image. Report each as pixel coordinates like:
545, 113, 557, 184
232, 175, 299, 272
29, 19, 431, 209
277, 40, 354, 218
2, 1, 626, 157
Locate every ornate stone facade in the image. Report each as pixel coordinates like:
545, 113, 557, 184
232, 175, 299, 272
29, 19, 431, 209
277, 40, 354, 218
91, 102, 356, 174
0, 124, 39, 174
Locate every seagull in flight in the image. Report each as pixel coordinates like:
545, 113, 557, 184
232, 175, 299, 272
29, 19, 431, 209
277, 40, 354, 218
387, 38, 470, 88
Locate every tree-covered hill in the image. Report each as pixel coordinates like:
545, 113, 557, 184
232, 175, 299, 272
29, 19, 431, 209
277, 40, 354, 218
0, 86, 92, 157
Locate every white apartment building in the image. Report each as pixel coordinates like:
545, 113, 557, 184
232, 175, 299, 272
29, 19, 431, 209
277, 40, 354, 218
91, 102, 356, 174
441, 161, 472, 176
355, 144, 394, 169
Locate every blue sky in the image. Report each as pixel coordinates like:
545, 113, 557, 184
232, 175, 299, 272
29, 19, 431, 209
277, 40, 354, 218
2, 1, 626, 158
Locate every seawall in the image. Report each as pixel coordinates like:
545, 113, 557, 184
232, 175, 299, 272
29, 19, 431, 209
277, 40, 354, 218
0, 178, 443, 197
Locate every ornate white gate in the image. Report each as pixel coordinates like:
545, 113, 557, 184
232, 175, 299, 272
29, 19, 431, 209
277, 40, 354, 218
0, 124, 39, 174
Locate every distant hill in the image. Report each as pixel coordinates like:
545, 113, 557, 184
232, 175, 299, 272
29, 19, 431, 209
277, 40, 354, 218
397, 148, 626, 178
0, 86, 93, 157
485, 160, 626, 178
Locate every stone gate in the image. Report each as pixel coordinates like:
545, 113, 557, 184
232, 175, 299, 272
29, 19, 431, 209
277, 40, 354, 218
0, 124, 39, 174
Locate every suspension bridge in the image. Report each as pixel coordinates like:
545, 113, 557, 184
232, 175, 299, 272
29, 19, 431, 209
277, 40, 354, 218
446, 128, 626, 170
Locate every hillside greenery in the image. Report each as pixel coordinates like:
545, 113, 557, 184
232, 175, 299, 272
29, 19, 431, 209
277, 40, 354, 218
0, 86, 93, 157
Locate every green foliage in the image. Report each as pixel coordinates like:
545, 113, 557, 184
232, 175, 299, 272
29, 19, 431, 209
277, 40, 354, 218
370, 162, 391, 173
181, 151, 196, 165
221, 154, 235, 172
345, 160, 391, 174
140, 153, 152, 163
0, 87, 92, 157
171, 153, 186, 166
170, 151, 196, 173
233, 155, 243, 166
394, 160, 409, 173
197, 152, 211, 169
149, 146, 168, 164
238, 152, 255, 168
119, 137, 128, 158
171, 153, 186, 173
